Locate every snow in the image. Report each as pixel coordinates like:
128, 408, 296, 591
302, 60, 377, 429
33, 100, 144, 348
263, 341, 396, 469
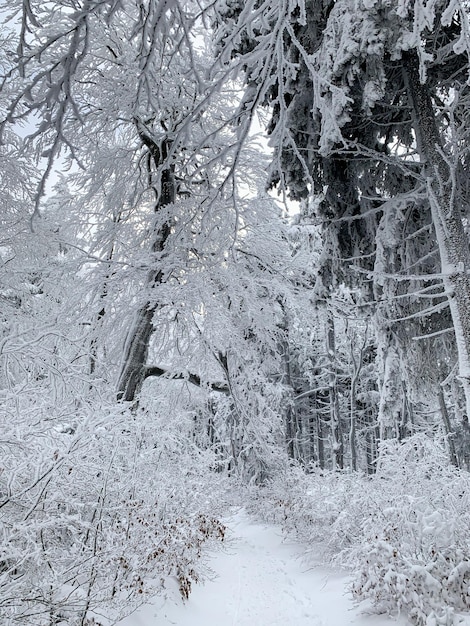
117, 509, 410, 626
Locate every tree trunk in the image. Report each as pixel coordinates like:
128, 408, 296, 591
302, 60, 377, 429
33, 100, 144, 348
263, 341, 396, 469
326, 313, 343, 469
307, 395, 316, 465
117, 129, 175, 402
349, 368, 358, 472
315, 397, 325, 470
403, 50, 470, 419
90, 213, 121, 378
373, 202, 404, 441
438, 386, 458, 467
365, 423, 378, 475
280, 328, 296, 459
348, 326, 368, 471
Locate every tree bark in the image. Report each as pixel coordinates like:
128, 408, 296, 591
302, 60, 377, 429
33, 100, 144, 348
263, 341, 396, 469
403, 50, 470, 419
117, 127, 175, 402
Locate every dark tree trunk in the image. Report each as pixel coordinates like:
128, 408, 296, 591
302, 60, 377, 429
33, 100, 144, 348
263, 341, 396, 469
117, 128, 175, 402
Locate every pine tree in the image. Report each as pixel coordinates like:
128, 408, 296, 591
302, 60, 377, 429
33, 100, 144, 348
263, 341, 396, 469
215, 0, 470, 447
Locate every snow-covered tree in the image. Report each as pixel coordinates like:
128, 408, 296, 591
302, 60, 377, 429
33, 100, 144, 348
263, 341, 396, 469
214, 0, 470, 448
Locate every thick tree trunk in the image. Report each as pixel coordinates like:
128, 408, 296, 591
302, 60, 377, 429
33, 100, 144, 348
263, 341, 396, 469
117, 130, 175, 402
117, 305, 157, 402
403, 50, 470, 419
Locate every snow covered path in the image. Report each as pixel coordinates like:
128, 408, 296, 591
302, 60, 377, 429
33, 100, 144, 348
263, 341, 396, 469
119, 509, 408, 626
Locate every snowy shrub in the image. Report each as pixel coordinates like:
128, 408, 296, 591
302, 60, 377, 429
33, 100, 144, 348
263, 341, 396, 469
346, 436, 470, 625
0, 397, 227, 625
249, 435, 470, 625
245, 463, 369, 560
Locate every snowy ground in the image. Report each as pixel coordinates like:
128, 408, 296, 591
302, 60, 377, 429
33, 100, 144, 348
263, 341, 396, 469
117, 509, 410, 626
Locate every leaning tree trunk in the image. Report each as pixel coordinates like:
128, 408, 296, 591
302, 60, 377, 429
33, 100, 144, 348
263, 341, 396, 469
117, 125, 175, 402
403, 50, 470, 419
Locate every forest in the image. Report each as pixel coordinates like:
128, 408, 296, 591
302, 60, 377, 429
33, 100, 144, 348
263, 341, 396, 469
1, 0, 470, 624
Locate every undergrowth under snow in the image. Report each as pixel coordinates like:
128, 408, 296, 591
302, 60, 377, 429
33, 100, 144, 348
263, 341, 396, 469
118, 508, 410, 626
246, 435, 470, 626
